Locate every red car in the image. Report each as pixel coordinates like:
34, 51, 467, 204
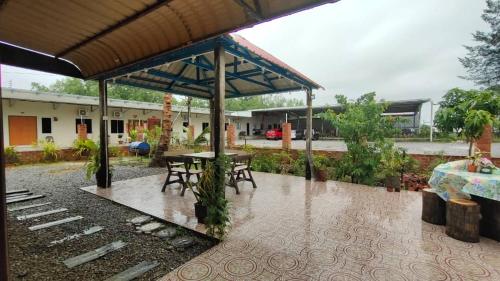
265, 128, 283, 140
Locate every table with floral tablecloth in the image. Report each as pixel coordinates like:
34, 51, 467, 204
429, 160, 500, 201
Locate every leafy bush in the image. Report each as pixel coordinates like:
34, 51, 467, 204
291, 152, 307, 177
321, 93, 398, 184
73, 139, 97, 157
129, 129, 138, 142
191, 156, 231, 239
108, 146, 121, 157
39, 140, 59, 162
4, 146, 19, 164
144, 125, 162, 157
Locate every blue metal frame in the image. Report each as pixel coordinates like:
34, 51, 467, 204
109, 35, 319, 99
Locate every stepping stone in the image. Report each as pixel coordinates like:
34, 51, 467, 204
137, 222, 164, 234
170, 236, 195, 249
7, 192, 33, 198
104, 261, 159, 281
17, 208, 68, 221
8, 202, 52, 212
63, 240, 127, 268
29, 216, 83, 231
49, 226, 104, 247
127, 215, 152, 225
6, 189, 29, 195
7, 195, 45, 204
154, 227, 177, 239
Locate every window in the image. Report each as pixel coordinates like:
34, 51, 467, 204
202, 122, 209, 130
111, 120, 124, 134
236, 122, 241, 130
75, 118, 92, 133
41, 117, 52, 134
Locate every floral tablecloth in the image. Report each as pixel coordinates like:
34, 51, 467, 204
429, 160, 500, 201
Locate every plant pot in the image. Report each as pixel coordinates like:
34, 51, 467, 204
385, 176, 400, 192
95, 171, 112, 187
194, 202, 207, 224
386, 187, 394, 192
467, 164, 477, 173
315, 169, 328, 182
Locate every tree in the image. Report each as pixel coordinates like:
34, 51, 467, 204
435, 88, 499, 133
320, 93, 398, 184
29, 77, 304, 110
459, 0, 500, 86
30, 82, 50, 92
434, 87, 499, 154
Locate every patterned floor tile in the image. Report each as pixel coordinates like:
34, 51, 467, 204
81, 172, 500, 281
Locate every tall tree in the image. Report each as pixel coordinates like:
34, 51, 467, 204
459, 0, 500, 86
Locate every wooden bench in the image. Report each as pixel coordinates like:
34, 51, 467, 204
446, 199, 480, 243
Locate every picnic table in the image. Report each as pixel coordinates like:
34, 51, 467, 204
429, 160, 500, 241
429, 160, 500, 201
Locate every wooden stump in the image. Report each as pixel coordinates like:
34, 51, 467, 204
471, 195, 500, 242
446, 199, 480, 243
422, 188, 446, 225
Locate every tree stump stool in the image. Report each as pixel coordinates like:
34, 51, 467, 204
446, 199, 480, 243
422, 188, 446, 225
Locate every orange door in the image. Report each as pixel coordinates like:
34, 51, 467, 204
8, 116, 37, 145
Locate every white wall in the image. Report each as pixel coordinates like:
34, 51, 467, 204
2, 100, 254, 148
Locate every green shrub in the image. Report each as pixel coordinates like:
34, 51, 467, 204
73, 139, 97, 157
40, 140, 59, 162
291, 152, 307, 177
4, 146, 19, 164
320, 93, 398, 184
251, 153, 280, 173
108, 146, 121, 157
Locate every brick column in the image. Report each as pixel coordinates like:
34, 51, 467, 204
282, 123, 292, 150
227, 124, 236, 148
187, 125, 195, 143
77, 124, 87, 140
150, 94, 173, 167
475, 124, 492, 158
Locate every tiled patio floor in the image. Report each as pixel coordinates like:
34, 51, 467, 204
82, 172, 500, 281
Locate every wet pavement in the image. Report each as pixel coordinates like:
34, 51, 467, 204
236, 139, 500, 157
82, 172, 500, 281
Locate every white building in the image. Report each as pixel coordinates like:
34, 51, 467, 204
1, 88, 253, 148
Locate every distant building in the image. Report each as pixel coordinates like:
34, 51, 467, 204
1, 88, 429, 148
1, 88, 251, 148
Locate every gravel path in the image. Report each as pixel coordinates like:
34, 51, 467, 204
6, 161, 216, 281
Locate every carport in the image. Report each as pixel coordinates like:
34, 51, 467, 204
0, 1, 336, 278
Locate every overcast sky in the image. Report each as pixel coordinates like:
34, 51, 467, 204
0, 0, 489, 123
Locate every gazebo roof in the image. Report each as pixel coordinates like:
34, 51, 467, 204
110, 34, 322, 99
0, 0, 338, 81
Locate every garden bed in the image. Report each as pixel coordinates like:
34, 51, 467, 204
6, 162, 216, 280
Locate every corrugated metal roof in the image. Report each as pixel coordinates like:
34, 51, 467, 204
0, 88, 249, 117
0, 0, 339, 79
251, 98, 430, 114
111, 34, 323, 99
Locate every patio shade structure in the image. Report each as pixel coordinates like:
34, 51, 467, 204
0, 1, 336, 279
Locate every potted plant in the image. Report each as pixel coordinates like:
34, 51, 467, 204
85, 142, 112, 187
189, 159, 214, 223
313, 154, 330, 182
117, 134, 123, 144
478, 157, 496, 174
379, 145, 404, 192
189, 156, 231, 238
463, 109, 493, 156
466, 149, 483, 172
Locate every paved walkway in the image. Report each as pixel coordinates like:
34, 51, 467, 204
236, 139, 500, 157
83, 173, 500, 281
